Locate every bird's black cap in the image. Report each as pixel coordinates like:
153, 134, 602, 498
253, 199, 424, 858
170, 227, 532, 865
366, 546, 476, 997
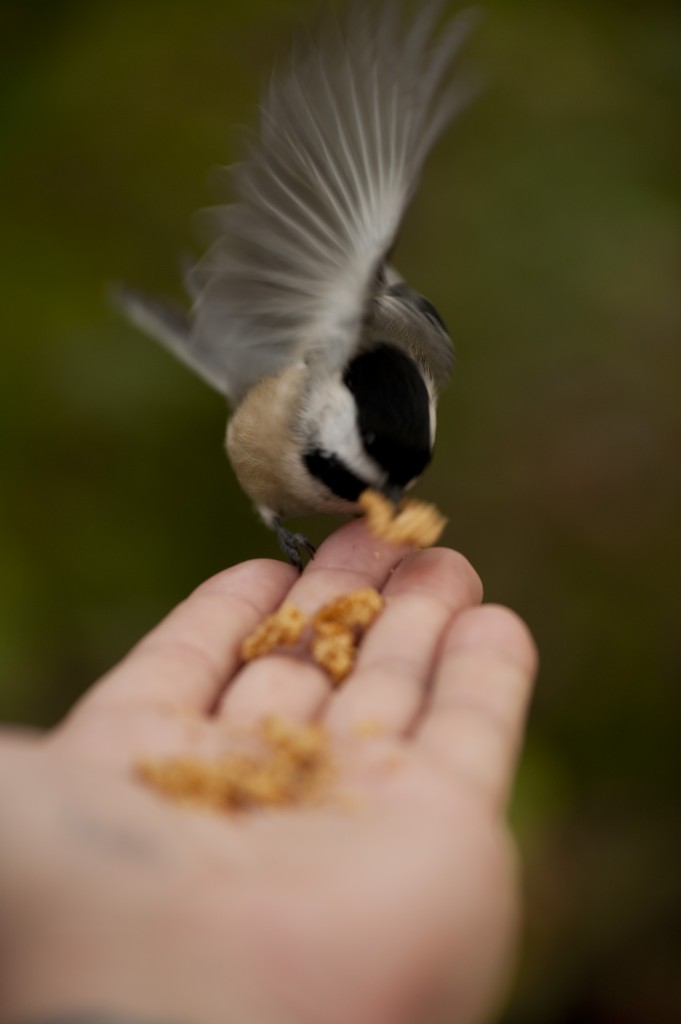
343, 343, 432, 489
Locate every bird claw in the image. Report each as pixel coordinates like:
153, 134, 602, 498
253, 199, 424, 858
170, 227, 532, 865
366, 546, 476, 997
273, 518, 316, 573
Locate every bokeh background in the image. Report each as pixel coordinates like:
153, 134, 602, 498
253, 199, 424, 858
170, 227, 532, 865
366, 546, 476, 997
1, 0, 679, 1020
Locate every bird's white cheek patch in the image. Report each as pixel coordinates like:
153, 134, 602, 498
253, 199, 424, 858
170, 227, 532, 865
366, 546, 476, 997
303, 380, 386, 488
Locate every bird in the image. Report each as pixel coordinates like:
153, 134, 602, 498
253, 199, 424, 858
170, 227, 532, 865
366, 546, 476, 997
114, 1, 478, 570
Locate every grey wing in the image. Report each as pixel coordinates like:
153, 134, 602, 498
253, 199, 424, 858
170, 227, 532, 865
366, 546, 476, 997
110, 283, 229, 395
370, 277, 455, 392
187, 2, 479, 405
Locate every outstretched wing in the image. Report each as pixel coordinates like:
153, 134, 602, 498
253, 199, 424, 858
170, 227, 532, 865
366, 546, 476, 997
187, 1, 478, 404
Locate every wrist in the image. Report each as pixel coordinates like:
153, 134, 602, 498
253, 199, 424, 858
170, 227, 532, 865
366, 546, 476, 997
1, 850, 283, 1024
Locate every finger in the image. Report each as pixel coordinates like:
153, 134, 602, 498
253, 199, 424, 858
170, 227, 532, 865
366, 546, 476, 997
217, 519, 410, 724
415, 605, 538, 812
218, 655, 331, 729
325, 549, 483, 737
287, 517, 413, 614
78, 560, 297, 714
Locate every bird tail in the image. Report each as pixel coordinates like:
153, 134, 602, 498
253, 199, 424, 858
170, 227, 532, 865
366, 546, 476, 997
109, 283, 228, 395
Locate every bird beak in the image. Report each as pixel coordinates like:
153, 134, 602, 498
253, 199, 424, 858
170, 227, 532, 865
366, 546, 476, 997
381, 483, 403, 509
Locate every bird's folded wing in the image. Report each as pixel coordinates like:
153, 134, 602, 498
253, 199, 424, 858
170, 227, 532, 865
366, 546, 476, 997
187, 1, 479, 405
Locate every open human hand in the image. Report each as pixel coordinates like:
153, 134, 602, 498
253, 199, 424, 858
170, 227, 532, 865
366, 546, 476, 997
0, 521, 537, 1024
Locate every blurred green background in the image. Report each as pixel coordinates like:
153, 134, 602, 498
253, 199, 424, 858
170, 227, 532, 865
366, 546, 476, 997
1, 0, 679, 1020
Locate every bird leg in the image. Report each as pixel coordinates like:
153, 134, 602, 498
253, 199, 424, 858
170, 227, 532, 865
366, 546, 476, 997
272, 517, 316, 573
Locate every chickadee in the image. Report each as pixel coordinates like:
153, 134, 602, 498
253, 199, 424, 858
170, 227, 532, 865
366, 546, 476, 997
116, 2, 477, 569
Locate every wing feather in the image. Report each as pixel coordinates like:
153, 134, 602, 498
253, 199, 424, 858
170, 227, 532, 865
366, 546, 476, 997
188, 2, 478, 404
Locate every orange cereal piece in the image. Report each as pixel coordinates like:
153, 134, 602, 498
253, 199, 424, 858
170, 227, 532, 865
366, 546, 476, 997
261, 715, 326, 763
309, 587, 385, 684
241, 586, 385, 687
359, 488, 394, 536
137, 716, 332, 813
359, 489, 447, 548
241, 602, 306, 661
310, 627, 355, 685
312, 587, 384, 633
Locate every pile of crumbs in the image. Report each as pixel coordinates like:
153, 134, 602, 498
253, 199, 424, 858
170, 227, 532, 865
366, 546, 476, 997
137, 717, 332, 813
359, 489, 447, 548
241, 602, 306, 661
241, 586, 384, 684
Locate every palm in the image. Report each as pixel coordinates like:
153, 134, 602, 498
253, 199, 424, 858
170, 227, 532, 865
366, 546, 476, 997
42, 521, 536, 1024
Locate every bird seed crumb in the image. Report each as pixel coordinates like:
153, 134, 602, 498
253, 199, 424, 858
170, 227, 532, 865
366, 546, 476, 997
137, 716, 332, 813
359, 489, 447, 548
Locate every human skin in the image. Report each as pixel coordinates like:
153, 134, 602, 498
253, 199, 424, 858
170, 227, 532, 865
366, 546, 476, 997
0, 521, 537, 1024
